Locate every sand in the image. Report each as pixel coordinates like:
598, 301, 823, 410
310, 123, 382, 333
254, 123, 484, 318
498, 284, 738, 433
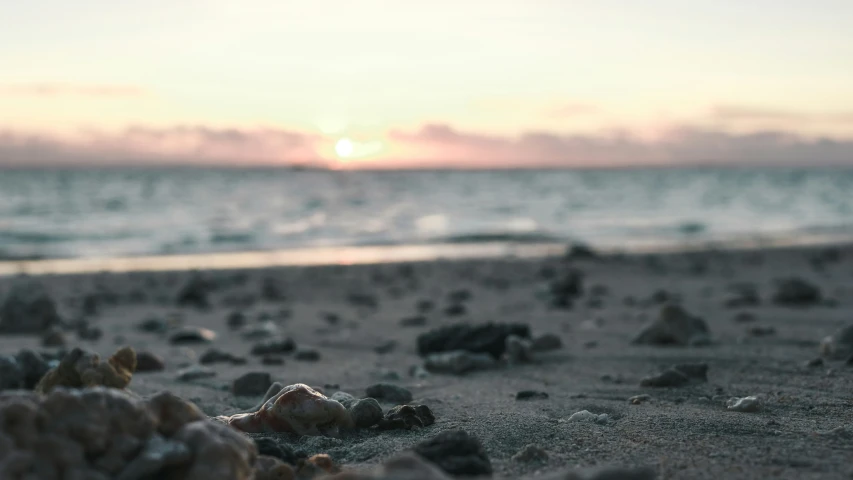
1, 243, 852, 479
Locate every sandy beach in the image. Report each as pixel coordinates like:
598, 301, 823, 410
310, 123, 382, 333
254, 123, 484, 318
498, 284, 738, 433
1, 242, 852, 479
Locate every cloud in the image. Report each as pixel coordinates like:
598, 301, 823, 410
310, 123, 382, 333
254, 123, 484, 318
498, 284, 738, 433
711, 104, 853, 124
0, 126, 325, 167
388, 123, 853, 168
0, 83, 148, 97
546, 103, 600, 118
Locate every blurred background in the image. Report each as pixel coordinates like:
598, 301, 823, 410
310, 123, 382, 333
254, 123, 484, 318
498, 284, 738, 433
1, 1, 852, 260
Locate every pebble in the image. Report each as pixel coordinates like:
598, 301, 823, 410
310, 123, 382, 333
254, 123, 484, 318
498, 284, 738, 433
251, 338, 296, 355
377, 404, 436, 430
640, 363, 708, 388
632, 304, 711, 346
409, 365, 430, 378
175, 274, 212, 309
0, 278, 62, 334
113, 434, 192, 480
366, 383, 413, 404
135, 351, 166, 372
16, 349, 50, 388
505, 335, 534, 364
41, 327, 67, 347
241, 321, 280, 340
233, 372, 273, 396
805, 357, 824, 368
512, 444, 549, 463
261, 355, 285, 366
516, 390, 549, 400
417, 322, 531, 358
199, 348, 247, 365
226, 311, 247, 330
0, 355, 23, 390
175, 365, 217, 382
733, 312, 758, 323
424, 350, 497, 375
746, 325, 776, 337
727, 396, 763, 412
374, 340, 397, 354
411, 430, 491, 476
253, 438, 299, 466
629, 394, 652, 404
549, 269, 584, 308
819, 324, 853, 359
723, 283, 761, 308
444, 304, 467, 316
566, 410, 598, 422
294, 349, 321, 361
168, 326, 217, 345
772, 277, 822, 306
416, 300, 435, 313
330, 391, 357, 408
531, 333, 563, 352
400, 315, 428, 327
349, 398, 384, 428
136, 317, 169, 333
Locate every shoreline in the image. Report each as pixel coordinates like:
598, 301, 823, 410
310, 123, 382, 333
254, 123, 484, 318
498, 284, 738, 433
3, 233, 853, 277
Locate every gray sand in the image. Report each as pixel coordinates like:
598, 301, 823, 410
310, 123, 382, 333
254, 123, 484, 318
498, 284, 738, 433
1, 244, 852, 479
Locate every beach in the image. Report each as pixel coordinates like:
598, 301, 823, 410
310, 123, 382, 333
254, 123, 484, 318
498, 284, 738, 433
1, 242, 851, 479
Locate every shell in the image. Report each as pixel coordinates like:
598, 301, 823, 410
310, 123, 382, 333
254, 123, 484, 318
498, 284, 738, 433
219, 383, 353, 436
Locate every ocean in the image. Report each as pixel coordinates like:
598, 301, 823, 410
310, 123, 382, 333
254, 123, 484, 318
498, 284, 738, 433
2, 166, 853, 261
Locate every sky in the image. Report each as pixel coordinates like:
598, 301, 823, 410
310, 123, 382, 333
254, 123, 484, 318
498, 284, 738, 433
1, 0, 852, 169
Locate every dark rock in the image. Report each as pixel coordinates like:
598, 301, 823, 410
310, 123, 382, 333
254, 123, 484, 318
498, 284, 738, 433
261, 355, 285, 366
135, 351, 166, 372
136, 316, 169, 333
374, 341, 397, 355
254, 437, 298, 466
444, 304, 467, 316
199, 348, 246, 365
233, 372, 273, 396
41, 327, 67, 347
175, 365, 216, 382
168, 326, 217, 345
347, 293, 379, 309
819, 323, 853, 359
733, 312, 757, 323
175, 273, 213, 309
378, 404, 436, 430
549, 269, 584, 308
641, 363, 708, 387
400, 315, 428, 327
251, 338, 296, 356
0, 278, 61, 333
261, 277, 284, 301
15, 349, 49, 388
565, 243, 598, 261
447, 289, 472, 304
417, 322, 531, 359
773, 278, 822, 306
746, 325, 776, 337
411, 430, 491, 476
77, 324, 103, 341
531, 333, 563, 352
805, 357, 824, 368
366, 383, 413, 404
516, 390, 549, 400
227, 311, 247, 330
417, 300, 435, 313
0, 355, 24, 390
349, 398, 383, 428
632, 304, 710, 346
724, 283, 761, 308
294, 349, 321, 362
512, 444, 549, 463
320, 312, 340, 324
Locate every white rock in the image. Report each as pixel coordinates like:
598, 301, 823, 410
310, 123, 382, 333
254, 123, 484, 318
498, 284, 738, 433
567, 410, 598, 422
726, 396, 763, 413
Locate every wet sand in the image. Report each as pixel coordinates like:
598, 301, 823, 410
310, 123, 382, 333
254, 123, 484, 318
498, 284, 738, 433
1, 243, 852, 479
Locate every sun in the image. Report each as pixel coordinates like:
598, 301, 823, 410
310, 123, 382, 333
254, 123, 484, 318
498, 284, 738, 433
335, 138, 354, 158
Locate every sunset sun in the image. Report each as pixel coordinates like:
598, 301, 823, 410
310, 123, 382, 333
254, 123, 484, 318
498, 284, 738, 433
335, 138, 354, 158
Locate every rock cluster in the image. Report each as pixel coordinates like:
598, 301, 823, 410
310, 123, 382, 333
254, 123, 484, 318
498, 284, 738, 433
34, 346, 136, 394
417, 322, 531, 359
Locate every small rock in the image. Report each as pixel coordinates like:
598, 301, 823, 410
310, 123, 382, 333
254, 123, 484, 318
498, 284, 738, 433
378, 404, 436, 430
411, 430, 491, 476
0, 278, 62, 333
200, 348, 246, 365
226, 311, 247, 330
632, 304, 711, 346
15, 349, 49, 388
261, 355, 285, 366
640, 363, 708, 388
805, 357, 824, 368
251, 338, 296, 356
746, 325, 776, 337
567, 410, 598, 422
416, 300, 435, 313
175, 273, 212, 309
114, 434, 192, 480
424, 350, 496, 375
727, 396, 763, 412
41, 327, 67, 347
241, 321, 280, 340
176, 365, 216, 382
512, 444, 549, 463
516, 390, 548, 400
629, 394, 652, 404
531, 333, 563, 352
773, 278, 822, 306
444, 304, 467, 316
733, 312, 757, 323
233, 372, 273, 396
135, 351, 166, 372
349, 398, 383, 428
400, 315, 428, 327
136, 316, 169, 333
723, 283, 760, 308
0, 355, 24, 390
330, 391, 357, 408
366, 383, 413, 404
294, 349, 321, 362
168, 326, 217, 345
505, 334, 534, 364
374, 341, 397, 355
77, 324, 104, 341
819, 324, 853, 359
409, 365, 430, 378
253, 438, 298, 466
417, 322, 531, 358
